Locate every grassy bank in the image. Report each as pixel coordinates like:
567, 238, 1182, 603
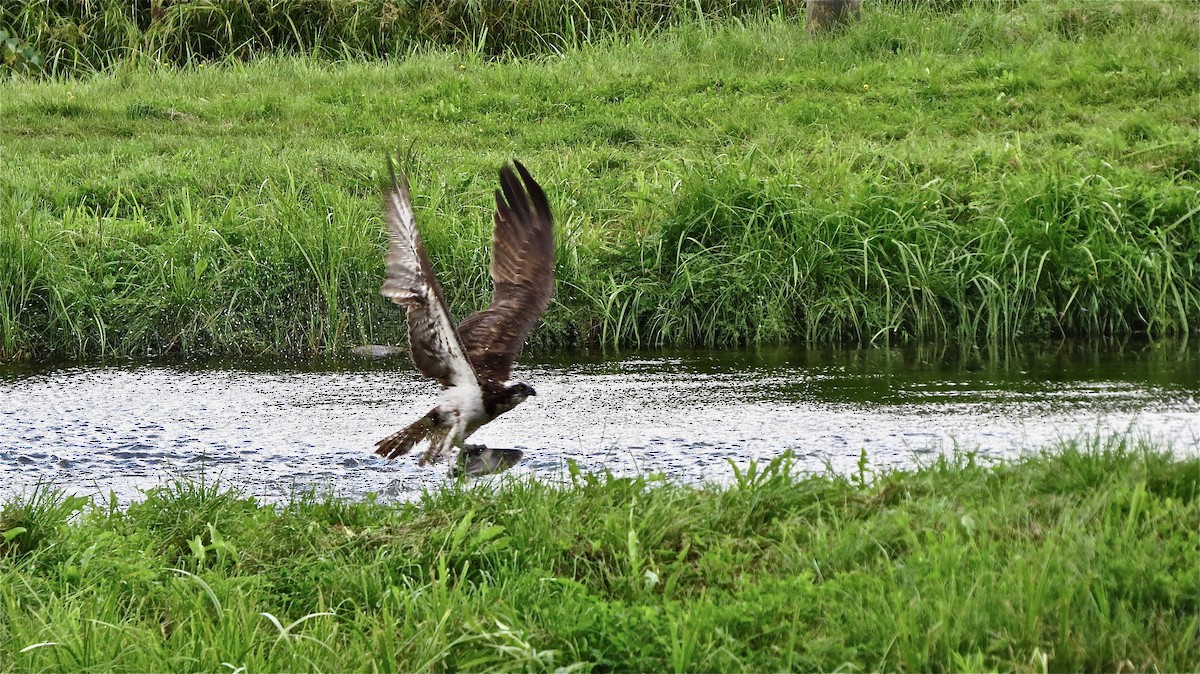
1, 1, 1197, 361
1, 436, 1197, 671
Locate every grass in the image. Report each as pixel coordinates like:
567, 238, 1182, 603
0, 435, 1196, 671
1, 0, 1197, 361
1, 0, 784, 76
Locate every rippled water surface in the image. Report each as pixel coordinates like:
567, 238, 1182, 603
2, 343, 1197, 503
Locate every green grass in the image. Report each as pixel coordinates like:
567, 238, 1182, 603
1, 435, 1197, 671
1, 0, 1197, 360
1, 0, 785, 76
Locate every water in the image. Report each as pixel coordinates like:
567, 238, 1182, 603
1, 343, 1197, 503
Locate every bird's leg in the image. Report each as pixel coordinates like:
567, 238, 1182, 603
450, 438, 473, 480
431, 412, 467, 464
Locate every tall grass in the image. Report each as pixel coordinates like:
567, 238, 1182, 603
1, 436, 1197, 671
601, 150, 1199, 346
2, 0, 787, 75
1, 0, 1196, 360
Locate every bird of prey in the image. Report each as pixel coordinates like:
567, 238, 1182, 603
374, 158, 554, 475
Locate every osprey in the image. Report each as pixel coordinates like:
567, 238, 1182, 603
374, 159, 554, 475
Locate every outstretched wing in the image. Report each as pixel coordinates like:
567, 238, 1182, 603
457, 160, 555, 382
380, 163, 479, 390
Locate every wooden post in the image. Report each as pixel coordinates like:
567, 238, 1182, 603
806, 0, 863, 34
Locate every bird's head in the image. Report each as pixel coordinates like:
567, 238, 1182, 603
496, 381, 536, 413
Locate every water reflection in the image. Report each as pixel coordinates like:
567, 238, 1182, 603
1, 341, 1197, 504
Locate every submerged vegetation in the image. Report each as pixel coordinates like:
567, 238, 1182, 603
1, 436, 1197, 671
1, 0, 1197, 360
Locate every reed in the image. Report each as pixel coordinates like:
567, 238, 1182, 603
2, 435, 1197, 671
1, 0, 1196, 360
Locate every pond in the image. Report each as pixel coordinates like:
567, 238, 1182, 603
1, 342, 1197, 504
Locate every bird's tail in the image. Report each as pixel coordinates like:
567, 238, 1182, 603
375, 411, 448, 460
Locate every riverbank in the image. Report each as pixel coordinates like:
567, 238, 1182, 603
1, 436, 1196, 671
2, 1, 1196, 361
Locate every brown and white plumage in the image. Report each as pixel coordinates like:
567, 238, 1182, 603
375, 159, 554, 471
458, 161, 556, 382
